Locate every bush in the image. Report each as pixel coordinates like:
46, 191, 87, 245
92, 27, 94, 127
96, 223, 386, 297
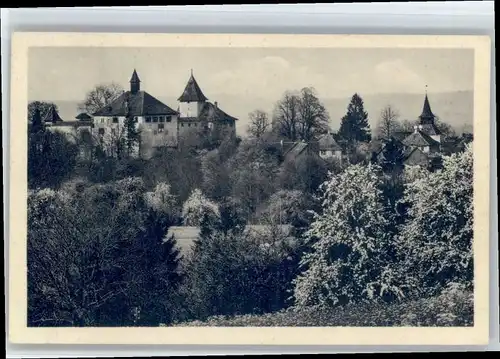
172, 283, 473, 327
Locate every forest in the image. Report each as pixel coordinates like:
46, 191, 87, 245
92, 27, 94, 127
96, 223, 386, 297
27, 87, 474, 327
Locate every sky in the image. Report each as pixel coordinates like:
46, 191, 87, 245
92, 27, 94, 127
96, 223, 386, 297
28, 47, 474, 132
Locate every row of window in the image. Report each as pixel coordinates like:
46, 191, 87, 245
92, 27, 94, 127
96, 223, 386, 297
97, 126, 168, 136
145, 116, 172, 123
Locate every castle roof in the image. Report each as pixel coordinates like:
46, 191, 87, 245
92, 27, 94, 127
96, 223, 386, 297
75, 112, 92, 121
402, 129, 440, 147
318, 133, 342, 151
43, 105, 63, 123
179, 101, 238, 122
93, 91, 177, 117
178, 72, 208, 102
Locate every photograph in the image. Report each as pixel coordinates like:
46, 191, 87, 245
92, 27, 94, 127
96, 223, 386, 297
8, 32, 491, 345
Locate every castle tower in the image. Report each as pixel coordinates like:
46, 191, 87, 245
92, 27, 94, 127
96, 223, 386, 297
130, 69, 141, 94
177, 69, 208, 118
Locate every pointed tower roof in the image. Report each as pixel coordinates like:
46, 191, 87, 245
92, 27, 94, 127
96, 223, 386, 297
177, 70, 208, 102
419, 87, 436, 125
43, 105, 63, 123
130, 69, 141, 83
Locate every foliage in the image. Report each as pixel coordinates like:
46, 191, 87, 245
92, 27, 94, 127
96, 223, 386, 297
279, 152, 329, 195
27, 178, 182, 327
174, 283, 473, 327
182, 188, 220, 226
182, 227, 303, 321
78, 83, 124, 115
397, 145, 474, 297
28, 125, 79, 189
338, 93, 372, 148
293, 163, 404, 308
144, 182, 180, 222
28, 101, 59, 123
258, 190, 318, 229
376, 105, 401, 140
273, 87, 329, 141
247, 110, 271, 139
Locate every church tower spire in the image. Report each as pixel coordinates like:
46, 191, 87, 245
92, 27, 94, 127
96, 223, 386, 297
419, 86, 435, 125
130, 69, 141, 94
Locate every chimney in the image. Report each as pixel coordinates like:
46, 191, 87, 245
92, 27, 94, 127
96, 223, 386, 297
214, 101, 218, 109
413, 125, 419, 133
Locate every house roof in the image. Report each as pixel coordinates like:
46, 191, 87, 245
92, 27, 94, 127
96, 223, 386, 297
177, 73, 208, 102
392, 131, 413, 142
402, 130, 440, 147
403, 147, 430, 166
92, 90, 177, 117
318, 133, 342, 151
43, 105, 63, 123
179, 102, 238, 122
75, 112, 92, 121
419, 123, 441, 136
283, 141, 309, 163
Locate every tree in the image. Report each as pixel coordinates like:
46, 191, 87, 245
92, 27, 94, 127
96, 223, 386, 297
28, 101, 59, 123
293, 163, 403, 308
376, 105, 401, 140
296, 87, 329, 141
247, 110, 271, 139
279, 152, 329, 195
397, 145, 473, 298
338, 93, 372, 149
28, 108, 79, 189
27, 178, 183, 327
200, 149, 231, 201
30, 107, 44, 134
182, 188, 220, 226
273, 87, 329, 142
124, 96, 141, 157
78, 83, 124, 115
258, 190, 318, 229
273, 91, 301, 141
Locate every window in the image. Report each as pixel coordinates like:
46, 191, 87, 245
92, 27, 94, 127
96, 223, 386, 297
153, 130, 158, 135
166, 116, 172, 123
145, 116, 152, 123
98, 128, 105, 135
111, 128, 116, 135
112, 117, 118, 124
159, 116, 165, 122
101, 118, 105, 124
158, 123, 165, 132
181, 123, 185, 127
320, 150, 326, 155
153, 116, 158, 123
188, 123, 191, 127
134, 116, 138, 123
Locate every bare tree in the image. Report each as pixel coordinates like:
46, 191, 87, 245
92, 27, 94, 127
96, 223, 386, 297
78, 83, 124, 115
376, 105, 401, 140
247, 110, 270, 139
272, 91, 301, 141
399, 119, 416, 133
296, 87, 329, 141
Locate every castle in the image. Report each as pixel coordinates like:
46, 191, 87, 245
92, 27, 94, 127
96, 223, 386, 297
45, 69, 238, 158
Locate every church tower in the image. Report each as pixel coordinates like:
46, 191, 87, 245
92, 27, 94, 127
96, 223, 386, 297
130, 69, 141, 94
417, 87, 441, 143
177, 69, 208, 118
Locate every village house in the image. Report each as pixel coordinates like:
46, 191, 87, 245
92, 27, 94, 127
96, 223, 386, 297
317, 132, 343, 162
372, 91, 446, 170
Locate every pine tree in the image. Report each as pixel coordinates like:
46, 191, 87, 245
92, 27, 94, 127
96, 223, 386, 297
338, 93, 372, 149
30, 107, 44, 134
129, 209, 183, 325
